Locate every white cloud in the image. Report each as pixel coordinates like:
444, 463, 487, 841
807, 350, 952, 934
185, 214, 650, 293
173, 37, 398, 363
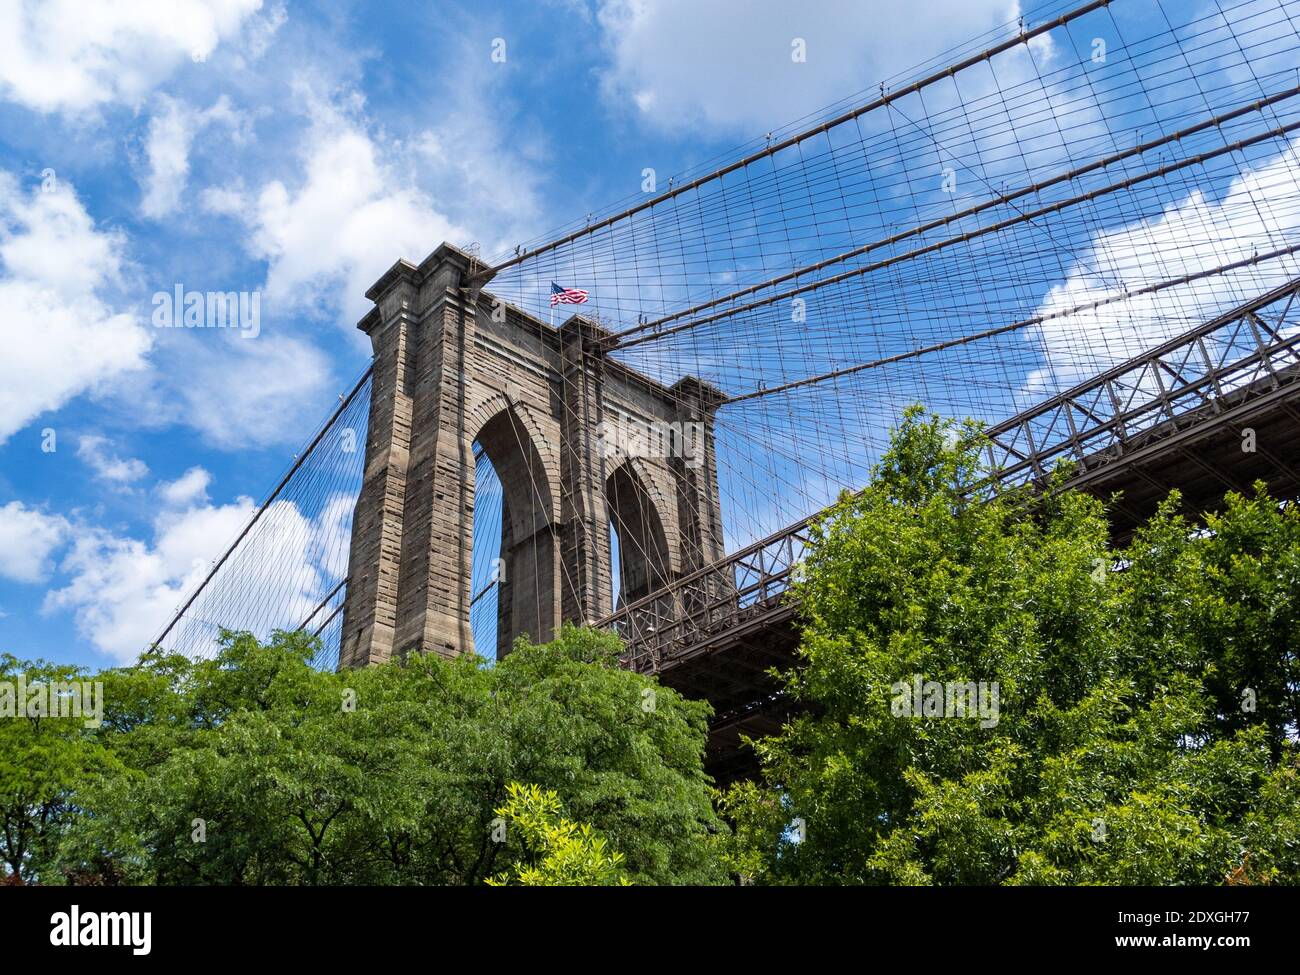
167, 332, 336, 449
411, 88, 547, 247
0, 500, 69, 583
0, 0, 264, 116
198, 183, 248, 217
44, 491, 256, 663
158, 466, 212, 507
1023, 137, 1300, 401
594, 0, 1017, 135
0, 172, 151, 444
0, 170, 329, 453
224, 86, 470, 323
309, 493, 354, 582
77, 434, 149, 484
231, 1, 286, 66
140, 94, 245, 219
43, 474, 354, 664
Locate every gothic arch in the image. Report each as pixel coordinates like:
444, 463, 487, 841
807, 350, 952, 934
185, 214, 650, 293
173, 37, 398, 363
605, 458, 674, 609
467, 395, 559, 658
465, 392, 559, 533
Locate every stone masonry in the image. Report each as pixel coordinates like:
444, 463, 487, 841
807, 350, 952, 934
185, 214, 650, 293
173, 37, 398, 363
337, 243, 728, 667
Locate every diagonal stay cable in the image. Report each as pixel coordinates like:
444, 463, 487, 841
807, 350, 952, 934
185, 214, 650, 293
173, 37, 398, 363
608, 115, 1300, 353
153, 365, 374, 653
479, 0, 1114, 283
605, 83, 1300, 345
722, 243, 1300, 405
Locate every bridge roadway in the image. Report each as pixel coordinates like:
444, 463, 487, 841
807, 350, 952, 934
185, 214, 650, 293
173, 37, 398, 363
603, 278, 1300, 782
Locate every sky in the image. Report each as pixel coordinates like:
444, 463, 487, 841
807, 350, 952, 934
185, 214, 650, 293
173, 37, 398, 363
3, 0, 1299, 671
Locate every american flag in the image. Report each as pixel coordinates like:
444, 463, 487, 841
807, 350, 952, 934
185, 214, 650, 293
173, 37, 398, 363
550, 282, 589, 307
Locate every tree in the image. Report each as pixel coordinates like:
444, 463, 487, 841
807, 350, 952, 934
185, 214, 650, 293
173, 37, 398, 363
486, 783, 631, 886
721, 406, 1300, 885
0, 655, 124, 882
52, 624, 726, 885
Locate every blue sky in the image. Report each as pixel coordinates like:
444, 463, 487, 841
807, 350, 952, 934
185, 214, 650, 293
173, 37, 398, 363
3, 0, 1300, 671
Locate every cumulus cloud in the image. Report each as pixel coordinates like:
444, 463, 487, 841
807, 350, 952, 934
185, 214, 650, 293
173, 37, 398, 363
0, 171, 151, 444
0, 500, 69, 583
43, 467, 353, 664
158, 466, 212, 507
212, 86, 470, 324
1022, 136, 1300, 401
77, 435, 149, 484
140, 94, 246, 218
44, 491, 256, 663
0, 168, 329, 453
0, 0, 263, 116
594, 0, 1018, 135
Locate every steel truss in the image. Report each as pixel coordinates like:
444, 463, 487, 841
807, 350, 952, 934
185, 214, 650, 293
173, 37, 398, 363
604, 276, 1300, 672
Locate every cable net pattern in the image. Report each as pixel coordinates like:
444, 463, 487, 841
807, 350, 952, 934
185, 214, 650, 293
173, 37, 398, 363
152, 0, 1300, 667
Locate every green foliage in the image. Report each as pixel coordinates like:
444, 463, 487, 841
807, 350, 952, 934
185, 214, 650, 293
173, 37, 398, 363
12, 405, 1300, 887
0, 655, 125, 883
486, 783, 631, 886
9, 624, 723, 885
722, 406, 1300, 885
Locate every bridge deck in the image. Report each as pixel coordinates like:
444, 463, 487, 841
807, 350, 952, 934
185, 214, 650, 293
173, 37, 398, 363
609, 279, 1300, 782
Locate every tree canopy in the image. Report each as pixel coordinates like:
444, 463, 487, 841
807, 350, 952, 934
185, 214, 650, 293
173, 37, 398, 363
5, 407, 1298, 886
6, 625, 724, 885
721, 407, 1300, 885
486, 782, 631, 886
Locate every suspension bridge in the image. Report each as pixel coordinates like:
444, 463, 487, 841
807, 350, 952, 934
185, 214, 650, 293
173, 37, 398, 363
151, 0, 1300, 780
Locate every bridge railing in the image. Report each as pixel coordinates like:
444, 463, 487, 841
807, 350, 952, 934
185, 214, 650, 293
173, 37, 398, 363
607, 520, 815, 673
983, 276, 1300, 491
609, 275, 1300, 670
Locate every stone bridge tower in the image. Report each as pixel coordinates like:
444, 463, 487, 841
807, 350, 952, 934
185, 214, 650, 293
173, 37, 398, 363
337, 243, 727, 667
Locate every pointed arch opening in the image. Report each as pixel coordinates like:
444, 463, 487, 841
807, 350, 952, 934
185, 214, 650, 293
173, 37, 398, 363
605, 461, 671, 611
469, 404, 556, 660
469, 444, 503, 660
